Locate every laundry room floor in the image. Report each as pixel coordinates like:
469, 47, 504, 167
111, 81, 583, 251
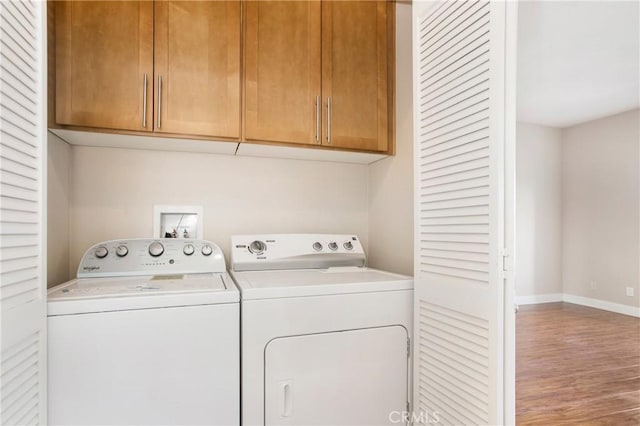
516, 302, 640, 425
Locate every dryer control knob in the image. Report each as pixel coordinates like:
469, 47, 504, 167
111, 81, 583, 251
201, 244, 213, 256
115, 245, 128, 257
313, 242, 323, 251
249, 240, 266, 255
183, 244, 195, 256
343, 241, 353, 251
94, 246, 108, 259
148, 241, 164, 257
328, 242, 338, 251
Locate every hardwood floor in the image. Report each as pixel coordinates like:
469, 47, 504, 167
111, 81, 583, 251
516, 302, 640, 425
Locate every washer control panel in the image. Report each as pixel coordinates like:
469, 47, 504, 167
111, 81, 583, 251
231, 234, 366, 272
77, 239, 226, 278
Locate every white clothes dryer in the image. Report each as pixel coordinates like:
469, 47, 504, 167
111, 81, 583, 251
230, 234, 413, 426
48, 239, 239, 425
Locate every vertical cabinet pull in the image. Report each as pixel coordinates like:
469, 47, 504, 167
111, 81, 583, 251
280, 381, 293, 418
315, 96, 320, 143
142, 74, 148, 128
156, 75, 162, 129
326, 97, 331, 144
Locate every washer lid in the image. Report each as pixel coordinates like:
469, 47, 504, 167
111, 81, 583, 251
231, 267, 413, 300
48, 273, 239, 316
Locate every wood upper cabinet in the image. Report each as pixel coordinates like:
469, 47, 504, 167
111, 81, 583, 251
243, 0, 392, 152
154, 1, 240, 138
55, 0, 240, 139
322, 1, 390, 152
54, 0, 392, 153
55, 1, 153, 131
244, 1, 321, 145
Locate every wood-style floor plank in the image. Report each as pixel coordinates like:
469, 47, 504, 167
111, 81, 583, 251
516, 302, 640, 425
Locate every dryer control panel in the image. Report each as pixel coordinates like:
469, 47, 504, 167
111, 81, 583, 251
231, 234, 366, 272
77, 239, 226, 278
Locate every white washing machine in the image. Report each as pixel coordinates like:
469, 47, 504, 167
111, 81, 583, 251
230, 234, 413, 426
48, 239, 239, 425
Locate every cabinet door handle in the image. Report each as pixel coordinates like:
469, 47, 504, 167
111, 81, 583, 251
156, 75, 162, 129
326, 97, 331, 144
315, 96, 320, 143
280, 381, 293, 417
142, 73, 148, 128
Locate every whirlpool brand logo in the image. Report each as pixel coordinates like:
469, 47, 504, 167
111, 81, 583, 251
82, 265, 100, 272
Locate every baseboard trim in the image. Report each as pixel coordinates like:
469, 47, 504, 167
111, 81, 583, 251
515, 293, 640, 317
515, 294, 564, 305
562, 294, 640, 318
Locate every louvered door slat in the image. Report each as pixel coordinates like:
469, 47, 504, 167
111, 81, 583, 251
419, 117, 488, 148
421, 164, 489, 189
0, 0, 46, 424
422, 7, 490, 67
2, 104, 37, 133
0, 234, 39, 249
2, 91, 37, 123
419, 1, 477, 48
1, 157, 37, 182
2, 118, 38, 149
1, 2, 37, 39
421, 174, 490, 195
420, 51, 489, 104
420, 33, 489, 90
413, 1, 514, 424
420, 128, 489, 158
1, 170, 38, 192
0, 245, 39, 260
419, 363, 488, 414
1, 142, 38, 169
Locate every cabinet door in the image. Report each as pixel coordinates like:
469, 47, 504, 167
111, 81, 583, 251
244, 1, 321, 145
322, 1, 391, 152
265, 327, 408, 425
55, 1, 153, 131
154, 1, 240, 139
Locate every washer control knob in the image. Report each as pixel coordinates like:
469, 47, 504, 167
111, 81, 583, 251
115, 245, 128, 257
148, 241, 164, 257
183, 243, 195, 256
343, 241, 354, 251
201, 244, 213, 256
328, 242, 338, 251
94, 246, 108, 259
249, 240, 266, 255
313, 242, 323, 251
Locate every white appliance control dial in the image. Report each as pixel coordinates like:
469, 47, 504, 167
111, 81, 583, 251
94, 246, 108, 259
328, 242, 338, 251
183, 243, 195, 256
148, 241, 164, 257
343, 241, 353, 250
201, 244, 213, 256
312, 242, 323, 251
248, 240, 266, 254
115, 245, 128, 257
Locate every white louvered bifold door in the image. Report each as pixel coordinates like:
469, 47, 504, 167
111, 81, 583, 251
412, 1, 515, 425
0, 1, 47, 425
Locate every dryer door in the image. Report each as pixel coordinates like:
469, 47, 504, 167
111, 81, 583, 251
265, 326, 408, 425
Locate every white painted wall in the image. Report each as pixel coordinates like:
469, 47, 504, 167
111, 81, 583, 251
515, 123, 563, 299
367, 1, 413, 276
562, 109, 640, 308
47, 132, 71, 287
67, 146, 369, 281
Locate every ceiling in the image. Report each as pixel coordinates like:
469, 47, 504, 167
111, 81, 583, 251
517, 1, 639, 128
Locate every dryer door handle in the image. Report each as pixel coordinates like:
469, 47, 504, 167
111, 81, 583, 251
280, 380, 293, 418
